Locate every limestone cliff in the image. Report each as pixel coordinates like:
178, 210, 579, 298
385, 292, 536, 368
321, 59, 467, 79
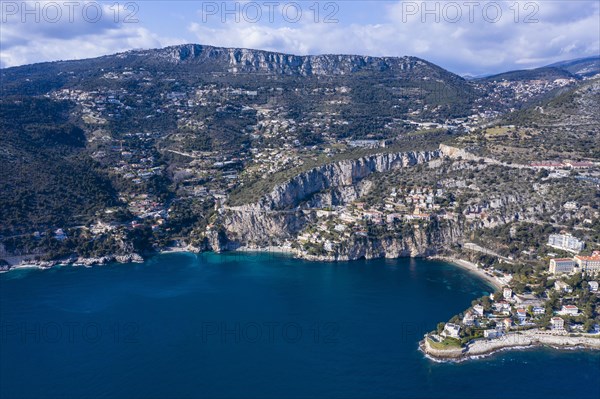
299, 222, 464, 261
153, 44, 459, 79
213, 150, 448, 256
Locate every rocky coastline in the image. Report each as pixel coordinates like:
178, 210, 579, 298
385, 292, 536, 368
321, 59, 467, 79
420, 329, 600, 362
3, 253, 145, 272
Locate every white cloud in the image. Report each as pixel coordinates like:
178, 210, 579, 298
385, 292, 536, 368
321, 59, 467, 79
1, 1, 598, 75
0, 1, 184, 67
187, 0, 600, 75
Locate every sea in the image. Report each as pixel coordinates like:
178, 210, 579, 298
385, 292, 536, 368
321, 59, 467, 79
1, 252, 599, 399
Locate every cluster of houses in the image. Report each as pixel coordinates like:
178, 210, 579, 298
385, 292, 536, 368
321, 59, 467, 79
442, 287, 542, 340
123, 194, 166, 220
441, 275, 600, 342
478, 77, 577, 110
297, 188, 456, 251
554, 280, 599, 294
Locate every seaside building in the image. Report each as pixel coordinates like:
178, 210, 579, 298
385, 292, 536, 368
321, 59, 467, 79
473, 304, 484, 317
547, 233, 585, 253
442, 323, 461, 339
549, 258, 576, 274
462, 312, 475, 326
574, 251, 600, 274
484, 329, 501, 339
493, 301, 510, 315
503, 287, 513, 300
551, 317, 565, 330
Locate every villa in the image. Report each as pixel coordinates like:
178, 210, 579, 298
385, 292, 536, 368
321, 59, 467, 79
463, 311, 475, 326
533, 306, 545, 315
484, 329, 501, 339
473, 304, 484, 316
442, 323, 461, 339
554, 281, 573, 293
561, 305, 579, 316
551, 317, 565, 330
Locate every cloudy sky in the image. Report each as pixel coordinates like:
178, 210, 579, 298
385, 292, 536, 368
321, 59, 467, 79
1, 0, 599, 75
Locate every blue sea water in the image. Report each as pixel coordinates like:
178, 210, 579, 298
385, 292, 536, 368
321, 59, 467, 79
1, 252, 599, 399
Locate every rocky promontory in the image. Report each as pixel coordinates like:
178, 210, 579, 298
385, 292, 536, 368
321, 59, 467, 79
421, 330, 600, 362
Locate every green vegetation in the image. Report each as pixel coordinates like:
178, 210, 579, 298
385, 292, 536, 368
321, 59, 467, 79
427, 337, 462, 350
0, 98, 120, 235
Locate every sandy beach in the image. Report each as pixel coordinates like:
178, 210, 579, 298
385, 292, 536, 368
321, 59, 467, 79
429, 255, 503, 290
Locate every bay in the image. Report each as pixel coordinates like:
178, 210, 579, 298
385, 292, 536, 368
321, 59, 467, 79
1, 252, 598, 399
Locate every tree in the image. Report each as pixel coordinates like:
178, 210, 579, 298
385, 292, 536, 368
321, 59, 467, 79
480, 296, 492, 312
437, 322, 445, 334
583, 319, 594, 333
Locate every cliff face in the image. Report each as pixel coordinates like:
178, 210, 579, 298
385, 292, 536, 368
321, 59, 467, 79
299, 222, 464, 261
234, 150, 441, 212
217, 150, 444, 253
153, 44, 462, 79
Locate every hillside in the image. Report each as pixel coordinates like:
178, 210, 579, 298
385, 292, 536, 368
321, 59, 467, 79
547, 56, 600, 78
452, 78, 600, 162
0, 97, 120, 235
481, 67, 577, 83
0, 45, 597, 264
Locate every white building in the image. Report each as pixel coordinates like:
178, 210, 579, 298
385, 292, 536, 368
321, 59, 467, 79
462, 312, 475, 326
575, 252, 600, 274
442, 323, 461, 339
588, 281, 599, 292
484, 329, 501, 339
564, 202, 579, 211
561, 305, 579, 316
551, 317, 565, 330
547, 233, 585, 252
554, 281, 573, 293
549, 258, 576, 274
473, 304, 484, 316
516, 308, 527, 324
503, 287, 513, 300
533, 306, 545, 315
54, 229, 67, 240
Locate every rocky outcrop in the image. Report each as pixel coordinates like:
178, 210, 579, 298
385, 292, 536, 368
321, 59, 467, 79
221, 150, 442, 250
6, 253, 144, 269
421, 338, 465, 360
422, 330, 600, 362
232, 150, 441, 212
203, 228, 234, 253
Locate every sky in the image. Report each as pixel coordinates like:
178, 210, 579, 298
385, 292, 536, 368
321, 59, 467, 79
0, 0, 599, 76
